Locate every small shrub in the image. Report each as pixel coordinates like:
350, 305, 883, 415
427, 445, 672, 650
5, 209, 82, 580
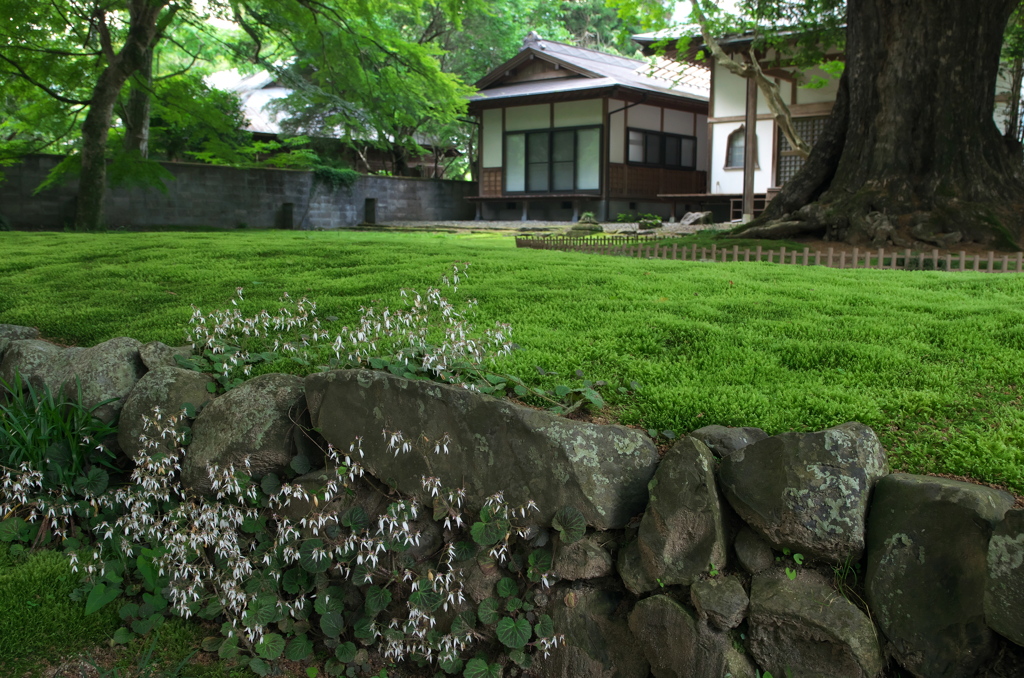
0, 371, 118, 490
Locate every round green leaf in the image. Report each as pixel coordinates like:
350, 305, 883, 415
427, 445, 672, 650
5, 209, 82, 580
471, 519, 508, 546
463, 657, 502, 678
453, 541, 476, 561
478, 598, 500, 625
534, 613, 554, 639
299, 538, 330, 573
496, 616, 532, 649
552, 506, 586, 544
249, 656, 270, 676
255, 632, 285, 660
341, 506, 369, 530
365, 585, 392, 615
112, 626, 134, 645
320, 610, 345, 638
290, 454, 312, 475
285, 634, 313, 661
217, 635, 240, 659
496, 577, 518, 598
506, 596, 523, 612
335, 640, 357, 663
450, 609, 476, 636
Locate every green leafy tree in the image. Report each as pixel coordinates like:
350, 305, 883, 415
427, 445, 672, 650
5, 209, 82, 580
622, 0, 1024, 248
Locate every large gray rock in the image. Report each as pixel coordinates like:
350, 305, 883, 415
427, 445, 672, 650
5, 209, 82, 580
183, 374, 319, 496
117, 367, 215, 459
59, 337, 145, 423
718, 422, 889, 562
0, 324, 39, 363
304, 370, 659, 530
0, 339, 81, 394
628, 437, 727, 593
554, 534, 614, 581
748, 570, 883, 678
866, 474, 1014, 678
987, 509, 1024, 647
691, 575, 748, 630
0, 337, 144, 424
628, 594, 754, 678
138, 341, 193, 371
689, 425, 768, 457
735, 526, 775, 574
542, 587, 649, 678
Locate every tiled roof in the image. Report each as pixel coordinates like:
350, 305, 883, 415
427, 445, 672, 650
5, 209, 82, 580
471, 34, 709, 104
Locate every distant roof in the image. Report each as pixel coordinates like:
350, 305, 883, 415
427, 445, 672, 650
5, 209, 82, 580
470, 32, 709, 106
205, 68, 290, 135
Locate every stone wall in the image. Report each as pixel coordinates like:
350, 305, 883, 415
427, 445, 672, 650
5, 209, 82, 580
0, 154, 476, 230
2, 323, 1023, 678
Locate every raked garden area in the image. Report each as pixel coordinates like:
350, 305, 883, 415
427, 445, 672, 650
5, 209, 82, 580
2, 228, 1024, 676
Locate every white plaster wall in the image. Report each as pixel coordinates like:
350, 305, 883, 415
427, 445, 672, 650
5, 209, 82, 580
709, 119, 774, 194
795, 67, 841, 105
505, 104, 550, 131
713, 61, 767, 117
481, 109, 503, 168
664, 109, 695, 136
628, 104, 662, 131
554, 100, 602, 128
608, 100, 627, 163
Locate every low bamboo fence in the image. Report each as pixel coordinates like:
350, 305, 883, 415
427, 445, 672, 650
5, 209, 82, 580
515, 235, 1024, 273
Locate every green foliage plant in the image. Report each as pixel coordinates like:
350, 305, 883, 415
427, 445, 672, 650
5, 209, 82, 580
0, 370, 118, 490
2, 405, 564, 675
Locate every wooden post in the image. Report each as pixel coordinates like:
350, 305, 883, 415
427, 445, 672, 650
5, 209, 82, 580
711, 244, 717, 262
744, 248, 751, 262
1001, 254, 1008, 273
780, 246, 786, 265
1017, 252, 1023, 273
701, 247, 707, 261
877, 248, 884, 270
672, 243, 678, 260
973, 254, 980, 271
840, 251, 846, 269
827, 247, 834, 267
852, 248, 859, 269
988, 251, 994, 273
733, 245, 739, 263
945, 253, 952, 271
958, 251, 965, 271
802, 247, 810, 265
742, 77, 757, 222
756, 245, 762, 262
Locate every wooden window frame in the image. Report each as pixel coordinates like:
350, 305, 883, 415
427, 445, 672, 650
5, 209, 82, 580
502, 125, 603, 194
626, 127, 698, 171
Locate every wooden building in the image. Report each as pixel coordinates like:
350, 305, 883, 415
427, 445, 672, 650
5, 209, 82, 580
467, 32, 710, 221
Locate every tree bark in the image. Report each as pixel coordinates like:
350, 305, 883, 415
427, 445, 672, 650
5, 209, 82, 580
738, 0, 1024, 249
122, 46, 154, 158
74, 1, 169, 232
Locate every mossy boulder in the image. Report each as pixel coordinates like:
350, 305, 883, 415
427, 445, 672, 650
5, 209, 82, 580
117, 367, 215, 460
303, 369, 659, 530
544, 587, 649, 678
625, 437, 728, 593
748, 570, 883, 678
866, 474, 1014, 678
718, 422, 888, 562
0, 340, 81, 395
183, 374, 320, 496
689, 424, 768, 458
0, 325, 39, 364
986, 509, 1024, 648
628, 594, 754, 678
59, 337, 146, 424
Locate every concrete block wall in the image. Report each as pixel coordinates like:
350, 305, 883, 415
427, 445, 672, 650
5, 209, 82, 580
0, 155, 476, 230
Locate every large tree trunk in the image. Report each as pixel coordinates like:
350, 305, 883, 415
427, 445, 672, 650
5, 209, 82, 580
740, 0, 1024, 249
123, 47, 154, 158
73, 1, 168, 232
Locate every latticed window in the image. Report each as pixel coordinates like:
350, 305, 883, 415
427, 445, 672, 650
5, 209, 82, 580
776, 117, 829, 185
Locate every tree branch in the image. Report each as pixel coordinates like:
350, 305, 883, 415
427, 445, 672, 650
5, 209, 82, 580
0, 54, 90, 105
691, 0, 810, 158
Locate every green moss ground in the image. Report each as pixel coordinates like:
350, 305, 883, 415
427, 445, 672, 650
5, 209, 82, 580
2, 230, 1023, 493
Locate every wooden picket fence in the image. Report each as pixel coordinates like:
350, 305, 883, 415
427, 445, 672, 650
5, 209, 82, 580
515, 235, 1024, 273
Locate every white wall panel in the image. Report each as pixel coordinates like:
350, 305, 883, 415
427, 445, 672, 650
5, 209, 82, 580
628, 104, 662, 131
664, 109, 695, 136
481, 109, 503, 168
505, 104, 551, 131
553, 100, 602, 127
